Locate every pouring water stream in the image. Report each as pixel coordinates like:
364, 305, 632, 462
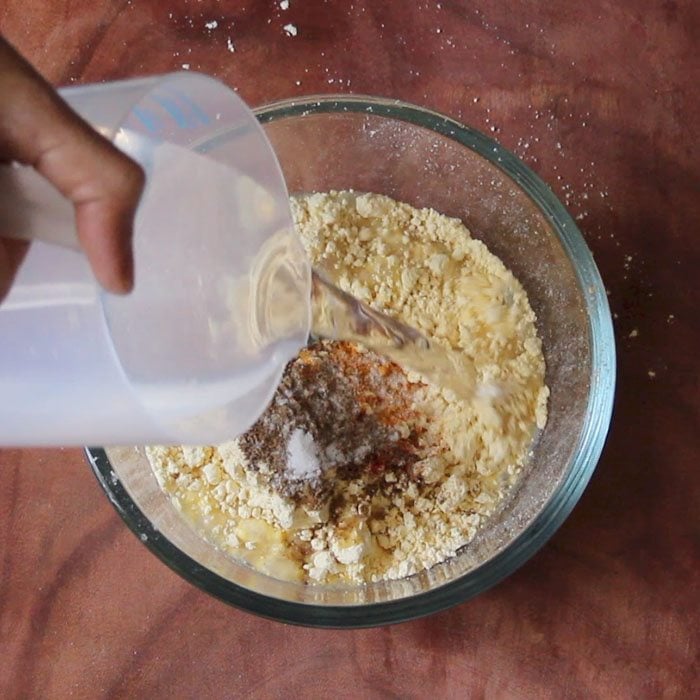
309, 270, 478, 401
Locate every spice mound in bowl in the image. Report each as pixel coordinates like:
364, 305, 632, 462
146, 191, 549, 584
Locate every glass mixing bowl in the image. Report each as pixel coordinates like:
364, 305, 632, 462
87, 96, 616, 628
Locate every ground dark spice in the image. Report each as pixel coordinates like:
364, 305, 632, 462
239, 341, 422, 507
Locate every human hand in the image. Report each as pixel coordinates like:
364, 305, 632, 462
0, 36, 144, 300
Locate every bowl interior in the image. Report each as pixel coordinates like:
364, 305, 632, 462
99, 99, 605, 620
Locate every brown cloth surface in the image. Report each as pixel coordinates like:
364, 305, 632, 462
1, 1, 698, 697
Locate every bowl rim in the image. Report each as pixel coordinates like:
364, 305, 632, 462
87, 94, 616, 628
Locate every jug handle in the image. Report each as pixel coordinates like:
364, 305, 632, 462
0, 162, 79, 250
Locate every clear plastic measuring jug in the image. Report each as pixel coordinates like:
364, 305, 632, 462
0, 72, 311, 446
